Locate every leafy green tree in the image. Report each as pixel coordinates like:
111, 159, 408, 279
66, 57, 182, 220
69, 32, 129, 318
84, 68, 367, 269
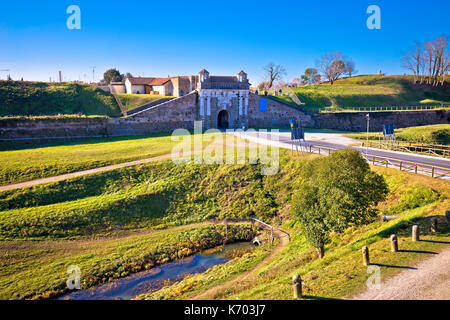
292, 148, 388, 257
103, 68, 124, 84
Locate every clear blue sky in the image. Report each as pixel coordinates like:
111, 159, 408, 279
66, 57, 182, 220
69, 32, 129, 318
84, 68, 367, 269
1, 0, 449, 84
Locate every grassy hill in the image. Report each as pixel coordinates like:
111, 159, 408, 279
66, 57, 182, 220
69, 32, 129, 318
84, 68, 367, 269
347, 124, 450, 145
0, 131, 448, 299
0, 81, 122, 117
280, 75, 450, 111
117, 93, 174, 112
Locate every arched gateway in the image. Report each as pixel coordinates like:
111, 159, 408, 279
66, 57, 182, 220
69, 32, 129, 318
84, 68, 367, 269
217, 110, 229, 129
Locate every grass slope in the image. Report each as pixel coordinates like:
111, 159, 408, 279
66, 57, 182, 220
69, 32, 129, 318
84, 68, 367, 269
0, 81, 121, 117
0, 133, 182, 186
286, 75, 450, 111
347, 124, 450, 145
117, 94, 173, 111
136, 164, 450, 300
0, 224, 255, 300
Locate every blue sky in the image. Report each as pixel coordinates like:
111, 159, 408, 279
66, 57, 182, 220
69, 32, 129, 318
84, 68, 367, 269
0, 0, 449, 84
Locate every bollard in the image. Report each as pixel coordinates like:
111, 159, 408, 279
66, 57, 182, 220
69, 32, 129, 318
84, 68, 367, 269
390, 234, 398, 252
292, 275, 302, 298
446, 211, 450, 224
431, 217, 438, 233
412, 224, 420, 241
362, 246, 370, 266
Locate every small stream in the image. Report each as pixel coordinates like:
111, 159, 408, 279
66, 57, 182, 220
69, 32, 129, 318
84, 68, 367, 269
58, 241, 254, 300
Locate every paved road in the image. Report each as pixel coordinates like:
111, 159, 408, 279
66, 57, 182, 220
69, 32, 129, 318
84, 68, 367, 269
236, 131, 450, 178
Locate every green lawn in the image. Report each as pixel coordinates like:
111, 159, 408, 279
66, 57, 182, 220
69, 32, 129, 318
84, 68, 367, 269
139, 164, 449, 300
0, 224, 254, 300
0, 81, 121, 117
118, 94, 174, 111
0, 133, 182, 186
346, 124, 450, 145
281, 75, 450, 112
1, 146, 449, 300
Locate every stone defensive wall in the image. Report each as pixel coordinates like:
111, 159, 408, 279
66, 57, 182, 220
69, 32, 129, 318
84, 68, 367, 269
0, 92, 448, 142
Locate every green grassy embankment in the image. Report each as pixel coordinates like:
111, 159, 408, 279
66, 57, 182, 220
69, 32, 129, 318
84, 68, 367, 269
0, 81, 121, 117
1, 142, 448, 300
0, 224, 256, 300
136, 155, 449, 300
117, 94, 174, 111
0, 133, 181, 186
274, 75, 450, 112
346, 124, 450, 145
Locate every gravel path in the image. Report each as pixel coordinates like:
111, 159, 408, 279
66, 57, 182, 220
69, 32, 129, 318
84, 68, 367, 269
352, 245, 450, 300
0, 154, 173, 192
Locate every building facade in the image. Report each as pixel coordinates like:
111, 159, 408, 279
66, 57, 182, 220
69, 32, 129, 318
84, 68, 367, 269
197, 69, 251, 129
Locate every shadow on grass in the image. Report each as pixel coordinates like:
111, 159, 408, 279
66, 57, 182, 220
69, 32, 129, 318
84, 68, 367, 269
419, 239, 450, 244
372, 263, 417, 270
302, 295, 342, 301
398, 249, 438, 254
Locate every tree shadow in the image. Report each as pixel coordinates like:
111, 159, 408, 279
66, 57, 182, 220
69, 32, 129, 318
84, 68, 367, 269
419, 240, 450, 244
398, 249, 438, 254
372, 263, 417, 270
301, 295, 342, 301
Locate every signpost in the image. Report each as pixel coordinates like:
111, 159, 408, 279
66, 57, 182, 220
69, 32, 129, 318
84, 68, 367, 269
290, 120, 307, 156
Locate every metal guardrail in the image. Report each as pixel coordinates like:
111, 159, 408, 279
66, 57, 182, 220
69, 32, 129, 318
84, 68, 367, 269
318, 105, 450, 113
367, 141, 450, 158
304, 144, 450, 179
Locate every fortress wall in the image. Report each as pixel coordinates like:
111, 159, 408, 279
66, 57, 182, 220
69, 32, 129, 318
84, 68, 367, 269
315, 110, 449, 132
0, 93, 199, 143
247, 94, 315, 128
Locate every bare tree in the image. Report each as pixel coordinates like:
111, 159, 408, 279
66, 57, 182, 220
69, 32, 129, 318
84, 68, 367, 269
316, 52, 347, 85
345, 60, 357, 78
401, 42, 422, 83
263, 63, 286, 89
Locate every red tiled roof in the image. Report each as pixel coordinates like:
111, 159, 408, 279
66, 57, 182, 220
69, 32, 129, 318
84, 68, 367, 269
149, 78, 171, 85
127, 77, 155, 85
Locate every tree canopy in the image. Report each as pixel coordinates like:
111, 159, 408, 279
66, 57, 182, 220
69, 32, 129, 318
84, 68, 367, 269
292, 148, 388, 256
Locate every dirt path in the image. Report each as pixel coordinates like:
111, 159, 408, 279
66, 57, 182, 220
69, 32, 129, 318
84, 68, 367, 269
190, 229, 290, 300
0, 154, 176, 192
352, 245, 450, 300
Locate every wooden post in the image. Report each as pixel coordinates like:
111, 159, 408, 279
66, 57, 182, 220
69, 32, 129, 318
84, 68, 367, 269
446, 211, 450, 224
431, 217, 438, 233
292, 275, 302, 298
224, 219, 228, 244
390, 234, 398, 252
412, 224, 420, 241
362, 246, 370, 266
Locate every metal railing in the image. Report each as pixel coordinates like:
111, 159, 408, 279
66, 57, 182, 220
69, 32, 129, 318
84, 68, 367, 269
318, 105, 450, 113
366, 141, 450, 158
302, 144, 450, 179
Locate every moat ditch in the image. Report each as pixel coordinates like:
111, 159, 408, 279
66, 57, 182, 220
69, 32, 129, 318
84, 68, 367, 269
58, 241, 255, 300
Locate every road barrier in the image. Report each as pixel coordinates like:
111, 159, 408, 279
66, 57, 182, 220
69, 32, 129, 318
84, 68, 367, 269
304, 144, 450, 179
366, 141, 450, 158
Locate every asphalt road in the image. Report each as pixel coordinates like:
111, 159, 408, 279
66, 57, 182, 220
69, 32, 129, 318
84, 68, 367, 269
237, 131, 450, 178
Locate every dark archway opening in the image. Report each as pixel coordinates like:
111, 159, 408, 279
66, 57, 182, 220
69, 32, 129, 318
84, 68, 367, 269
217, 110, 229, 129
